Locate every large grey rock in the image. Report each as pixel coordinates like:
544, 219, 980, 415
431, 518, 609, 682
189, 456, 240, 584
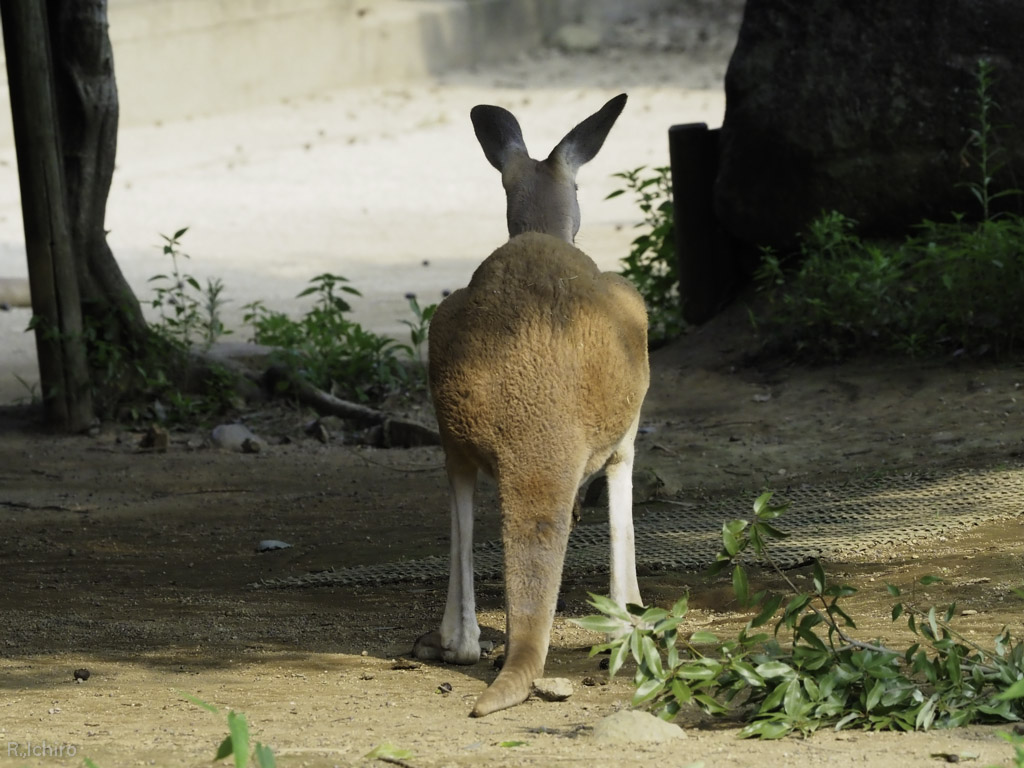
715, 0, 1024, 250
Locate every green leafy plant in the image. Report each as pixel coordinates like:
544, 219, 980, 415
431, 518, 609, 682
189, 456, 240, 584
754, 58, 1024, 360
575, 492, 1024, 740
243, 274, 422, 402
181, 693, 276, 768
960, 58, 1020, 222
365, 742, 414, 762
149, 228, 231, 349
400, 294, 438, 369
609, 165, 685, 345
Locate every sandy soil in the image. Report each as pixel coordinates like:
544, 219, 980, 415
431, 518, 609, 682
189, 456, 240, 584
2, 298, 1024, 768
2, 3, 1024, 767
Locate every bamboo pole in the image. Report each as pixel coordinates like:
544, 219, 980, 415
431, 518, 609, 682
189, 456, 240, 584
2, 0, 94, 430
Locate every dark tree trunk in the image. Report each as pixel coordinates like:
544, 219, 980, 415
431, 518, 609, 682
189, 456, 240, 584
46, 0, 150, 351
2, 0, 94, 430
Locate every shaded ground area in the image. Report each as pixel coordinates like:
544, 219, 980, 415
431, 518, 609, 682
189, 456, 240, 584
2, 301, 1023, 767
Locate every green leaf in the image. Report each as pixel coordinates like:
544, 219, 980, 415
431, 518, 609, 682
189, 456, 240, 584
639, 606, 670, 626
891, 603, 904, 621
733, 565, 749, 606
670, 594, 690, 617
499, 741, 527, 748
670, 678, 692, 705
834, 712, 860, 731
752, 491, 774, 515
586, 593, 632, 623
227, 711, 250, 768
812, 560, 826, 594
756, 661, 797, 681
739, 719, 791, 740
865, 679, 885, 712
722, 526, 740, 557
915, 694, 938, 731
609, 637, 630, 678
758, 522, 790, 540
688, 630, 719, 645
732, 660, 765, 688
630, 627, 643, 666
783, 678, 806, 717
750, 593, 784, 629
253, 743, 276, 768
365, 743, 414, 760
640, 634, 665, 679
945, 648, 963, 688
677, 661, 720, 680
995, 678, 1024, 701
919, 575, 943, 586
178, 691, 219, 713
632, 676, 665, 706
693, 692, 728, 715
214, 735, 234, 763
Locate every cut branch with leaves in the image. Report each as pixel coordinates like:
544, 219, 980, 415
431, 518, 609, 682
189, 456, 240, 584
574, 491, 1024, 739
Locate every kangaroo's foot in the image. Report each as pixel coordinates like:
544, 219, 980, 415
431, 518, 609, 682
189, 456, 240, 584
412, 630, 482, 665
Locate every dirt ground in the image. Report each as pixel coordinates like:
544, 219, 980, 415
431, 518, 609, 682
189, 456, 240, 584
2, 296, 1024, 768
3, 3, 1024, 767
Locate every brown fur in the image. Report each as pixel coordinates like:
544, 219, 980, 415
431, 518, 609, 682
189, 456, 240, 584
429, 234, 648, 716
413, 93, 648, 717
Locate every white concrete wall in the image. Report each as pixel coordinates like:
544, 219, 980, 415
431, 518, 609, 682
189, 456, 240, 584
0, 0, 675, 145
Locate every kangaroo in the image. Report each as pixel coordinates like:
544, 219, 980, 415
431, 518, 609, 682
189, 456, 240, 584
412, 93, 650, 717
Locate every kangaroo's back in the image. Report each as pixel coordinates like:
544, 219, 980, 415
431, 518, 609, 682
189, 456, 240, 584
430, 231, 648, 476
413, 94, 650, 718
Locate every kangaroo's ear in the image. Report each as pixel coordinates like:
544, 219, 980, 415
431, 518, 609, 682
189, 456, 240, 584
547, 93, 627, 174
471, 104, 529, 172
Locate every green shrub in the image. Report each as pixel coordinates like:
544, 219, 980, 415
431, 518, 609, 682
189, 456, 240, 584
609, 166, 686, 345
243, 274, 431, 402
754, 59, 1024, 360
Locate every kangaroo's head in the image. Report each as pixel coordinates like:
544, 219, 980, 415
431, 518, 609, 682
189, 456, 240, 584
470, 94, 627, 244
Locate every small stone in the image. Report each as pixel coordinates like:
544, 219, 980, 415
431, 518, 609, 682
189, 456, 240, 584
139, 425, 169, 452
390, 660, 421, 670
591, 709, 686, 743
304, 419, 330, 443
961, 609, 978, 616
211, 423, 267, 453
257, 540, 291, 552
532, 677, 573, 702
436, 682, 453, 695
73, 668, 90, 681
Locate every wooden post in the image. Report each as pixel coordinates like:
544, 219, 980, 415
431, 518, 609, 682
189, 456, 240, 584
2, 0, 94, 430
669, 123, 736, 325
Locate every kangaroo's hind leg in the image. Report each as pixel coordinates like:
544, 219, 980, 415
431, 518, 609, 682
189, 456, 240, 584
605, 414, 643, 610
413, 447, 482, 665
